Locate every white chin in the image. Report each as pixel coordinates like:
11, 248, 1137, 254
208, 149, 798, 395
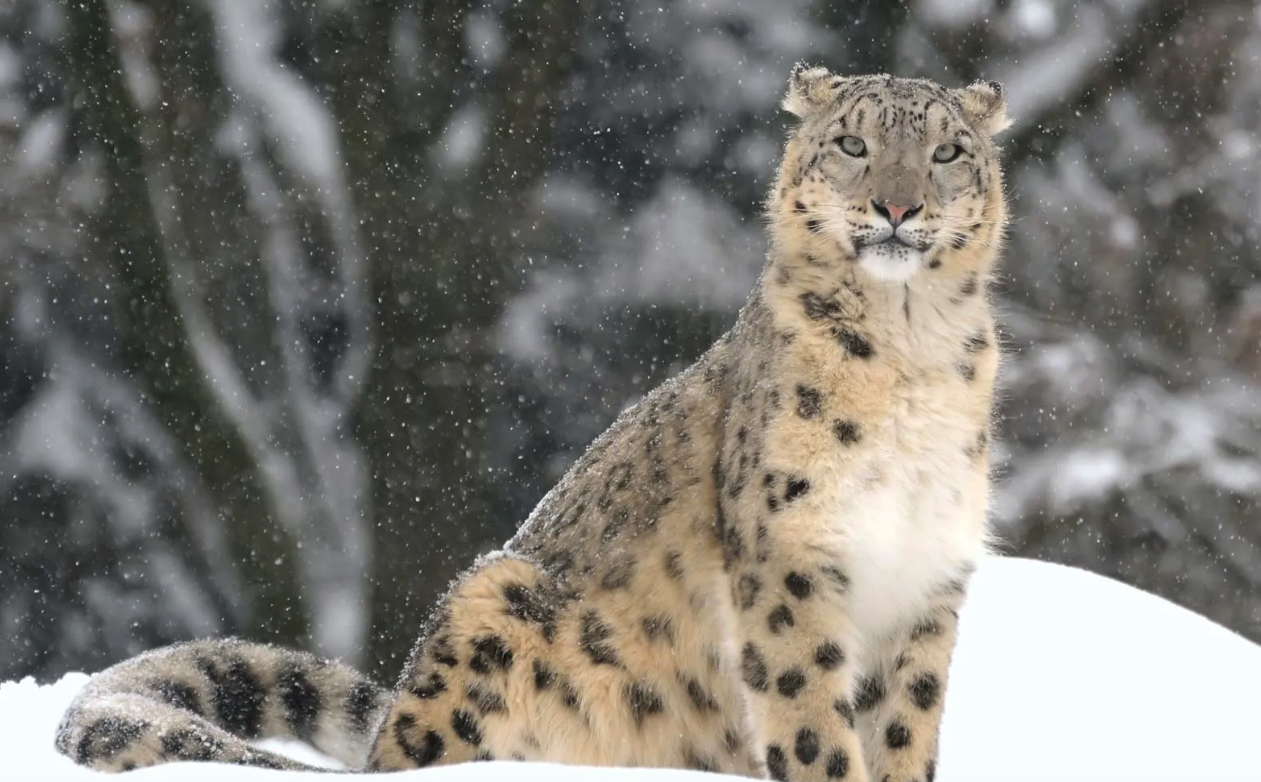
857, 244, 924, 282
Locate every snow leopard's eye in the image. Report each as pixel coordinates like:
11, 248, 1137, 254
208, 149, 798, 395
837, 136, 867, 158
933, 143, 963, 163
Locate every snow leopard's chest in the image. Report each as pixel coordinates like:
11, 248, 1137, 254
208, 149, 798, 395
823, 383, 989, 651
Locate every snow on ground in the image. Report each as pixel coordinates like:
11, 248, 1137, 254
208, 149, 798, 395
3, 556, 1259, 781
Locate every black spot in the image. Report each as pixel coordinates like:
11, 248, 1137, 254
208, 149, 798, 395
815, 642, 845, 670
777, 668, 807, 698
822, 565, 850, 591
686, 677, 720, 712
451, 709, 482, 745
911, 619, 943, 640
737, 573, 762, 610
596, 488, 615, 512
894, 652, 910, 672
276, 664, 321, 740
664, 551, 684, 580
394, 715, 444, 767
624, 682, 664, 725
724, 727, 743, 753
796, 385, 823, 418
601, 560, 635, 591
552, 501, 585, 532
766, 492, 781, 513
479, 751, 498, 761
346, 680, 381, 734
560, 680, 582, 711
958, 363, 977, 382
431, 635, 459, 666
152, 680, 201, 715
826, 748, 850, 778
926, 759, 938, 782
967, 430, 989, 460
503, 584, 556, 634
196, 656, 267, 738
723, 527, 746, 565
834, 329, 874, 359
159, 726, 223, 762
602, 508, 630, 542
832, 420, 861, 445
641, 614, 675, 643
785, 572, 813, 599
76, 715, 145, 765
834, 698, 856, 728
959, 273, 979, 297
795, 728, 820, 765
532, 660, 556, 691
756, 523, 771, 562
854, 675, 885, 712
768, 604, 795, 634
767, 744, 789, 781
806, 218, 823, 233
785, 477, 810, 501
928, 258, 943, 270
684, 746, 718, 773
611, 461, 634, 490
580, 611, 622, 667
541, 549, 574, 579
741, 643, 769, 692
909, 672, 941, 711
408, 671, 447, 700
886, 720, 912, 750
466, 682, 507, 715
965, 333, 988, 353
469, 635, 514, 673
800, 292, 843, 321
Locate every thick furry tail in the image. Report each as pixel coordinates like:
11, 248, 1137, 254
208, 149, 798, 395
54, 639, 391, 772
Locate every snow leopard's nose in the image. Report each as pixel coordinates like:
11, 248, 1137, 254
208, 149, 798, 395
872, 200, 923, 227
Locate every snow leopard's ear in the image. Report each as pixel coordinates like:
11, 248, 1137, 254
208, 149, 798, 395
783, 64, 838, 119
957, 80, 1011, 135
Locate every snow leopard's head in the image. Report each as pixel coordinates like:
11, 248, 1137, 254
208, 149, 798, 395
772, 67, 1009, 283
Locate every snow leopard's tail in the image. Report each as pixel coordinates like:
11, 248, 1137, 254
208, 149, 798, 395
54, 638, 391, 772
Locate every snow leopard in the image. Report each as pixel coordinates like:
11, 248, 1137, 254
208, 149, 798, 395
56, 66, 1010, 782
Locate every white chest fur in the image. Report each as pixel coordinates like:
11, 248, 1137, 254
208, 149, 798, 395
824, 379, 989, 652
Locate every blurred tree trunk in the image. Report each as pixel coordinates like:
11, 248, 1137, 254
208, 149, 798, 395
63, 0, 304, 645
323, 0, 586, 678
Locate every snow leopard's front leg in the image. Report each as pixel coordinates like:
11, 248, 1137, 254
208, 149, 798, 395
727, 521, 870, 782
855, 583, 967, 782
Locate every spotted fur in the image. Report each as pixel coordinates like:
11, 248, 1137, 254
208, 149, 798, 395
56, 67, 1008, 781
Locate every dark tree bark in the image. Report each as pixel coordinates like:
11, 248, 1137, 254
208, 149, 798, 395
322, 0, 587, 678
63, 0, 304, 645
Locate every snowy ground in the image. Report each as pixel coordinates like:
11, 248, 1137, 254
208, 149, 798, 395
4, 556, 1259, 781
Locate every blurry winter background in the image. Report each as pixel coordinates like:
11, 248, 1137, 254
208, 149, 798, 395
1, 0, 1258, 685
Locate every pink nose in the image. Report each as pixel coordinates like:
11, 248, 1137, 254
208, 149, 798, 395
872, 200, 922, 227
884, 203, 913, 222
